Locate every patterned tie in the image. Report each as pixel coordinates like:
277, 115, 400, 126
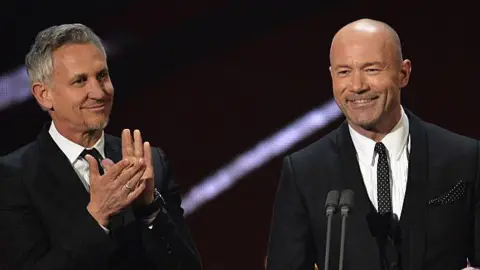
375, 142, 392, 214
80, 148, 104, 175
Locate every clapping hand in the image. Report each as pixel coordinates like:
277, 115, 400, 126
121, 129, 155, 206
85, 155, 146, 226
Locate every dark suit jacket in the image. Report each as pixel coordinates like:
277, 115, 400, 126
0, 124, 202, 270
266, 110, 480, 270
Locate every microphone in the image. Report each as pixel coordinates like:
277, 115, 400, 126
338, 189, 354, 270
324, 190, 340, 270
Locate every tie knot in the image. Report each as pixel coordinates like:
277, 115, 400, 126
80, 148, 103, 161
80, 148, 105, 175
374, 142, 387, 156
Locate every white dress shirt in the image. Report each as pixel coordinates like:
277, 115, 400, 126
349, 109, 478, 269
49, 122, 106, 191
349, 107, 410, 219
48, 122, 158, 231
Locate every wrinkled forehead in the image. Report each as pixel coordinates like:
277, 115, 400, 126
330, 33, 398, 67
52, 43, 107, 78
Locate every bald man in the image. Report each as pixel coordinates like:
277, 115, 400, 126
266, 19, 480, 270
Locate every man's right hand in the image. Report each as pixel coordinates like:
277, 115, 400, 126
85, 155, 147, 226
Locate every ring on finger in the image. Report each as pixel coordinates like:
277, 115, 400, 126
124, 183, 133, 192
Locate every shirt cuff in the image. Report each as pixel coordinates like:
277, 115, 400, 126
97, 210, 160, 232
143, 208, 161, 229
99, 223, 110, 234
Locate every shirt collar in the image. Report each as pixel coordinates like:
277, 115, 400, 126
349, 106, 410, 164
48, 121, 106, 164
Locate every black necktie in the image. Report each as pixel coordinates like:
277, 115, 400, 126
375, 142, 392, 214
79, 149, 123, 231
80, 148, 104, 175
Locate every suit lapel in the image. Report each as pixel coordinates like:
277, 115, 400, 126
103, 135, 137, 232
37, 124, 90, 209
103, 135, 125, 231
38, 126, 134, 237
337, 122, 383, 268
338, 122, 375, 216
399, 110, 428, 270
104, 135, 122, 163
335, 110, 429, 270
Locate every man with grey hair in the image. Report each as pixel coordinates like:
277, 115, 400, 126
0, 23, 201, 270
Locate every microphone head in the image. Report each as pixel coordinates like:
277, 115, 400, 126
339, 189, 355, 211
325, 190, 340, 211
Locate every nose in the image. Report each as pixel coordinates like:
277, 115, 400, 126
87, 79, 107, 99
350, 71, 367, 93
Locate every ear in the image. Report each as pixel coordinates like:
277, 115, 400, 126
329, 66, 338, 90
329, 66, 335, 80
399, 59, 412, 88
31, 82, 53, 111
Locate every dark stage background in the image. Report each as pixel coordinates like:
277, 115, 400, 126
0, 1, 478, 269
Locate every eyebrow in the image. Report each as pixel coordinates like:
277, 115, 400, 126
97, 67, 109, 75
334, 61, 384, 70
69, 67, 109, 83
69, 73, 87, 84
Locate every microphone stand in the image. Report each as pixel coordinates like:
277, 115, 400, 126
338, 189, 354, 270
338, 206, 348, 270
324, 206, 335, 270
324, 190, 339, 270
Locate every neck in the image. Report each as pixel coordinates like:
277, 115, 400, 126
52, 122, 103, 148
349, 106, 402, 142
80, 130, 103, 148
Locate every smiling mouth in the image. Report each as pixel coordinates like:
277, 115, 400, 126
83, 105, 105, 110
348, 97, 378, 104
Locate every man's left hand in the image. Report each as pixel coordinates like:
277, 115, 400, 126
121, 129, 155, 205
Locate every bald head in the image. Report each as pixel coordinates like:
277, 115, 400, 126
329, 18, 412, 140
330, 19, 403, 65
